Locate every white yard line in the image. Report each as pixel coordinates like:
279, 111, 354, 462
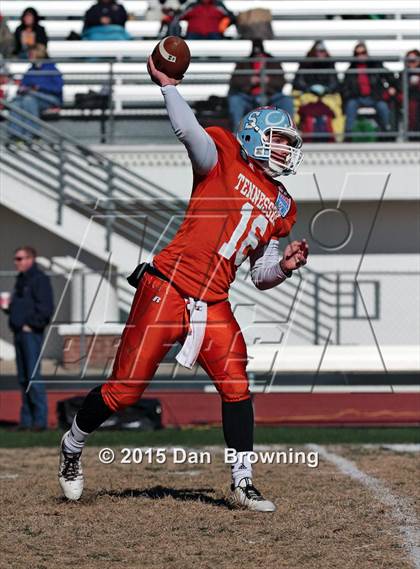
170, 470, 201, 476
363, 444, 420, 453
308, 444, 420, 569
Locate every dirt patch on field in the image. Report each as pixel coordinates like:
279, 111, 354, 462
339, 445, 420, 518
0, 446, 416, 569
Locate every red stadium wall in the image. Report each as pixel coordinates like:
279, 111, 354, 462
1, 390, 419, 428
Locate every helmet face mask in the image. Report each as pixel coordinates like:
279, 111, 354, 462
236, 107, 303, 178
257, 128, 303, 176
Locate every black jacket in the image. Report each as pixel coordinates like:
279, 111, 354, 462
341, 60, 395, 102
13, 24, 48, 55
84, 1, 128, 30
293, 59, 339, 93
8, 263, 54, 333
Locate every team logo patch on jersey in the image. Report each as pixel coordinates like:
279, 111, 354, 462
275, 190, 291, 217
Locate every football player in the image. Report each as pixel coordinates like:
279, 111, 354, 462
58, 55, 308, 512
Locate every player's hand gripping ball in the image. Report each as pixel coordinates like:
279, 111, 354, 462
151, 36, 191, 80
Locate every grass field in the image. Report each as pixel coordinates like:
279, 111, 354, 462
1, 426, 419, 448
1, 428, 419, 569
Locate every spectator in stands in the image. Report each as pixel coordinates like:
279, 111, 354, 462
4, 246, 54, 431
179, 0, 235, 40
228, 39, 294, 130
293, 40, 343, 141
405, 49, 420, 138
7, 44, 63, 143
13, 7, 48, 60
0, 13, 15, 57
342, 42, 393, 139
382, 76, 403, 138
145, 1, 189, 37
298, 84, 335, 143
293, 40, 338, 95
145, 0, 166, 20
83, 0, 131, 40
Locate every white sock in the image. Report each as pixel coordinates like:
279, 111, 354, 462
62, 416, 89, 455
231, 451, 253, 486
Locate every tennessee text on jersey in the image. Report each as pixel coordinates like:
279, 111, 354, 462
234, 173, 281, 225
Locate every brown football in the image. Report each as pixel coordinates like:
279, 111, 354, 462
151, 36, 191, 80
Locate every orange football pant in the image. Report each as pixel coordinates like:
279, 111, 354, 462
101, 271, 251, 411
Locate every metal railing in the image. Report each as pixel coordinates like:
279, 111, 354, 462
309, 271, 382, 345
0, 97, 187, 248
1, 55, 419, 142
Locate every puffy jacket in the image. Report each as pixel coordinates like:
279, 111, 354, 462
13, 24, 48, 56
341, 60, 395, 102
293, 59, 339, 93
20, 62, 64, 102
180, 0, 235, 36
9, 263, 54, 333
84, 1, 128, 30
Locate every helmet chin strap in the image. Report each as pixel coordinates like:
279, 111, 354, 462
262, 162, 286, 181
264, 129, 296, 176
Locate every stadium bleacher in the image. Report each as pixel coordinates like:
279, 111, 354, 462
5, 19, 420, 41
3, 42, 416, 115
4, 39, 417, 59
2, 0, 420, 19
1, 0, 419, 138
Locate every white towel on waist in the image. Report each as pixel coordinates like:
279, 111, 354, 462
176, 297, 208, 369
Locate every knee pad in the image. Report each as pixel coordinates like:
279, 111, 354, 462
218, 375, 250, 403
101, 380, 146, 412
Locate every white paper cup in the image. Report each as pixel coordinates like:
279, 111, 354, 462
0, 292, 11, 310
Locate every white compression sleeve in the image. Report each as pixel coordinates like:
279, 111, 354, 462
249, 239, 291, 290
161, 84, 218, 175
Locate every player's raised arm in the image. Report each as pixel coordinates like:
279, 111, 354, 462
147, 55, 218, 176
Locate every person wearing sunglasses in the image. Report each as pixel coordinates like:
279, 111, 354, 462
293, 40, 339, 95
342, 41, 396, 140
4, 246, 54, 430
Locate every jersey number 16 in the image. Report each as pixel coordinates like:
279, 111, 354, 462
218, 202, 268, 267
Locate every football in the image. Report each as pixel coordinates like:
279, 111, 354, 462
151, 36, 191, 80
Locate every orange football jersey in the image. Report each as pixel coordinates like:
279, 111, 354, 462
152, 127, 297, 302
